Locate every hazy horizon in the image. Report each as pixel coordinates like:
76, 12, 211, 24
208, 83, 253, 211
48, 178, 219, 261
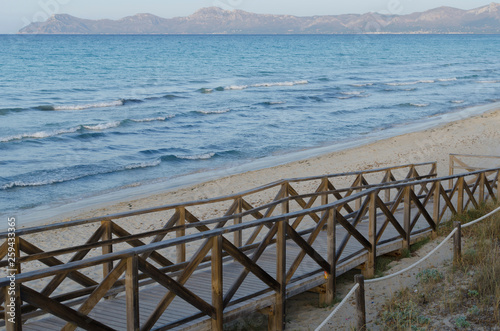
1, 0, 497, 34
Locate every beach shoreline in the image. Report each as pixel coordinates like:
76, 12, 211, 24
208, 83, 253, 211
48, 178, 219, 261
12, 102, 500, 230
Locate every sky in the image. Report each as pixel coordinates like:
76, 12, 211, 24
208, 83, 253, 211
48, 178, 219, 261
0, 0, 496, 34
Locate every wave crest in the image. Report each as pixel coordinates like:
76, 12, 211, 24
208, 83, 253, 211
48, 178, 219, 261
196, 109, 230, 115
83, 121, 121, 131
0, 126, 81, 143
175, 153, 215, 160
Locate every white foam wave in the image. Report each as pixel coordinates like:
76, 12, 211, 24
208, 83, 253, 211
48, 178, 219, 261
410, 103, 430, 107
225, 80, 308, 91
83, 121, 121, 131
451, 100, 465, 104
0, 126, 81, 143
131, 115, 174, 122
476, 80, 500, 84
225, 85, 248, 90
351, 83, 373, 87
1, 176, 81, 189
253, 80, 308, 87
386, 80, 435, 86
197, 109, 231, 114
437, 78, 457, 82
52, 100, 124, 111
125, 160, 161, 170
176, 152, 215, 160
341, 91, 364, 95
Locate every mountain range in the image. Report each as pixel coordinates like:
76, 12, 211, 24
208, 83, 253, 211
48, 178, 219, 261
19, 3, 500, 34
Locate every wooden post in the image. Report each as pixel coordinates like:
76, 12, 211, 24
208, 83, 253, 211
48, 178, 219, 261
403, 186, 411, 250
176, 208, 186, 264
212, 235, 223, 331
321, 208, 336, 305
321, 177, 329, 231
355, 175, 362, 210
449, 155, 454, 190
321, 178, 328, 209
354, 275, 366, 331
497, 170, 500, 201
275, 219, 287, 331
432, 181, 440, 239
384, 171, 391, 203
5, 236, 22, 331
479, 172, 485, 204
101, 220, 113, 278
126, 256, 140, 331
234, 198, 242, 248
282, 182, 289, 215
453, 221, 462, 266
457, 177, 464, 214
363, 192, 377, 278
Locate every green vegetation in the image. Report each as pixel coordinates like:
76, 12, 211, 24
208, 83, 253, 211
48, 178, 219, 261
379, 202, 500, 329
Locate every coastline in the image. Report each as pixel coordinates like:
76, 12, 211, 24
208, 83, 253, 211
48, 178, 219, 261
14, 101, 500, 229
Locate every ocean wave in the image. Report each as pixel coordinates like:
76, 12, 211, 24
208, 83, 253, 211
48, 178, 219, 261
0, 126, 81, 143
163, 94, 183, 100
36, 100, 125, 111
0, 107, 25, 116
2, 179, 67, 190
1, 159, 163, 190
386, 80, 435, 86
175, 152, 215, 160
437, 78, 457, 82
130, 115, 175, 122
225, 85, 248, 90
196, 109, 230, 115
259, 101, 286, 106
198, 88, 213, 94
124, 160, 161, 170
350, 83, 373, 87
451, 100, 465, 104
83, 121, 121, 131
1, 115, 174, 143
225, 80, 309, 91
121, 98, 144, 105
398, 102, 430, 108
476, 80, 500, 84
341, 91, 365, 95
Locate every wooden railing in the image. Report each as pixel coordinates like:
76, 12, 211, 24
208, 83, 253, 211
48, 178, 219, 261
449, 153, 500, 188
0, 166, 498, 330
0, 161, 459, 330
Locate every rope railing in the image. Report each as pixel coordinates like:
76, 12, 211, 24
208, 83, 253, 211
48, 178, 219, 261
314, 283, 360, 331
315, 206, 500, 330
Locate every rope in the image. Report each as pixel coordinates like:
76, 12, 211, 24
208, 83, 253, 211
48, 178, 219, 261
365, 228, 457, 283
314, 205, 500, 329
461, 206, 500, 228
314, 283, 359, 331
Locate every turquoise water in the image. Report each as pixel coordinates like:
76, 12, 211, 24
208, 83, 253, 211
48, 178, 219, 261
1, 34, 499, 223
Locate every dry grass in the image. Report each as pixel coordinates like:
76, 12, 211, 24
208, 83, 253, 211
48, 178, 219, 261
379, 201, 500, 330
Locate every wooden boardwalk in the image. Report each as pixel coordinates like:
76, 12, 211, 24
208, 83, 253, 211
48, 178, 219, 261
20, 210, 432, 330
1, 159, 499, 331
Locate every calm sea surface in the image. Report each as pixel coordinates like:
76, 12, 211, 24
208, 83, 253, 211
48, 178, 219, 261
1, 35, 500, 224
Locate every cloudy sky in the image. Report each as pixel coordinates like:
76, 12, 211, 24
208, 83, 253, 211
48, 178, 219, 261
1, 0, 494, 33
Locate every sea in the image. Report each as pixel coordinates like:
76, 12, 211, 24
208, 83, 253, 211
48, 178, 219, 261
1, 34, 500, 226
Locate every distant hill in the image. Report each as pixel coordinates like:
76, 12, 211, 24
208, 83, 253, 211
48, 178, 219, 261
19, 3, 500, 34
